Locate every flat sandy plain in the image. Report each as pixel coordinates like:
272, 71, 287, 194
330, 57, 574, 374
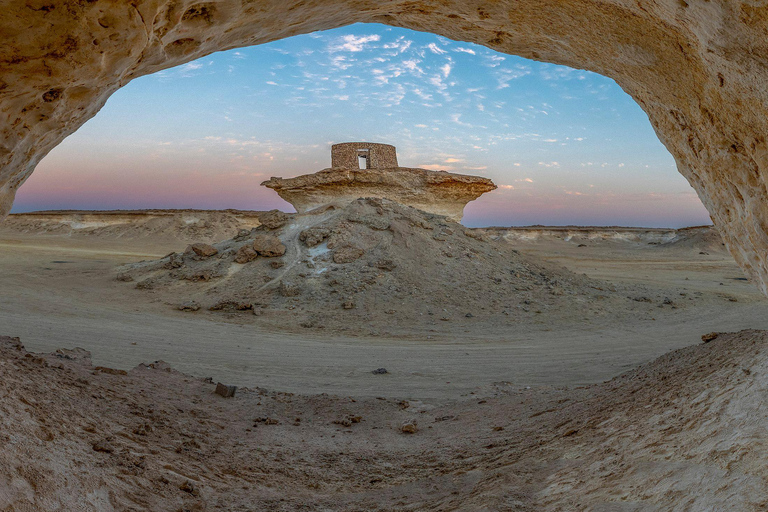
2, 210, 767, 400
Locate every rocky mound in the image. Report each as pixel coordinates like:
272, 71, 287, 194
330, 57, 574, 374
119, 198, 684, 336
660, 225, 729, 254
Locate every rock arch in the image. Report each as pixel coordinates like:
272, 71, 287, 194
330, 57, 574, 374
3, 0, 768, 293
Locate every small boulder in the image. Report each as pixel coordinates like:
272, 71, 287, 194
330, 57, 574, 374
371, 368, 388, 375
299, 227, 330, 247
215, 382, 237, 398
92, 439, 115, 453
178, 301, 201, 312
333, 244, 364, 264
190, 243, 218, 258
369, 259, 396, 271
258, 209, 289, 230
165, 252, 184, 269
234, 244, 258, 264
400, 421, 418, 434
702, 332, 719, 343
252, 235, 286, 257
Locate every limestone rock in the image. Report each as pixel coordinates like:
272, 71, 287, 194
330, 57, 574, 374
234, 245, 258, 264
262, 167, 495, 222
258, 210, 289, 230
214, 382, 237, 398
4, 1, 768, 294
252, 235, 285, 257
299, 227, 330, 247
190, 243, 218, 258
333, 243, 364, 264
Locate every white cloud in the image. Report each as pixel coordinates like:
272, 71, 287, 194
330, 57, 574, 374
440, 63, 452, 78
454, 47, 476, 55
496, 67, 531, 89
427, 43, 447, 55
538, 161, 560, 168
420, 163, 456, 171
329, 34, 381, 52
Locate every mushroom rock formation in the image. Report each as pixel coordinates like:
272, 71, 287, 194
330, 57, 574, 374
261, 143, 496, 222
3, 1, 768, 293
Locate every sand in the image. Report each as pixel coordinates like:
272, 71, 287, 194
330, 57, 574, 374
1, 209, 767, 401
3, 208, 768, 509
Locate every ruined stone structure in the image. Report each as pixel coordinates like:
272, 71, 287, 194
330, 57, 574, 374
4, 1, 768, 292
331, 142, 398, 169
262, 143, 496, 222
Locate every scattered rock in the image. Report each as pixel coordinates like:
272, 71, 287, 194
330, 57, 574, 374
93, 366, 128, 376
92, 439, 115, 453
178, 301, 201, 312
270, 260, 284, 269
333, 415, 362, 427
333, 243, 364, 264
53, 347, 92, 364
179, 481, 196, 494
215, 382, 237, 398
252, 235, 286, 257
190, 243, 218, 258
702, 332, 719, 343
209, 301, 253, 311
116, 273, 134, 282
299, 227, 330, 247
342, 301, 355, 310
254, 417, 279, 425
400, 421, 418, 434
166, 252, 184, 269
371, 368, 388, 375
369, 259, 396, 271
234, 244, 258, 264
258, 209, 289, 230
234, 228, 251, 240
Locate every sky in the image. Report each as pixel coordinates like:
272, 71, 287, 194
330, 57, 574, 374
12, 24, 713, 228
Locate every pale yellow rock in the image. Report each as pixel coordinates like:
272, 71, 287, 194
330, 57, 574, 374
262, 167, 496, 222
3, 0, 768, 293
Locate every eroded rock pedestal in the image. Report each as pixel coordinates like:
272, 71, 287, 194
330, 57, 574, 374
262, 143, 496, 222
5, 0, 768, 293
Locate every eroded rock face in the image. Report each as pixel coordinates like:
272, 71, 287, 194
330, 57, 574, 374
3, 1, 768, 292
262, 167, 496, 221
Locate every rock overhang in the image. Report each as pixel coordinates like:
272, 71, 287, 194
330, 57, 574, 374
262, 143, 497, 222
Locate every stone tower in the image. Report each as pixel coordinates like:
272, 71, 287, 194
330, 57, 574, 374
331, 142, 398, 169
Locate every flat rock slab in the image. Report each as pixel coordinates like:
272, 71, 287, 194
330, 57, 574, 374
262, 167, 496, 222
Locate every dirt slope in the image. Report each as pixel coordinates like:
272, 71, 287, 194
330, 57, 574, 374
119, 198, 687, 336
2, 329, 767, 510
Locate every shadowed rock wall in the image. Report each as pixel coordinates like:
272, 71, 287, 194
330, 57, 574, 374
3, 0, 768, 293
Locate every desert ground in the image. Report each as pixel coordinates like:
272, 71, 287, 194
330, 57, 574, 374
1, 208, 766, 399
3, 209, 768, 510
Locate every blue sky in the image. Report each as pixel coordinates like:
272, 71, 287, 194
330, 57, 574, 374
13, 24, 712, 227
